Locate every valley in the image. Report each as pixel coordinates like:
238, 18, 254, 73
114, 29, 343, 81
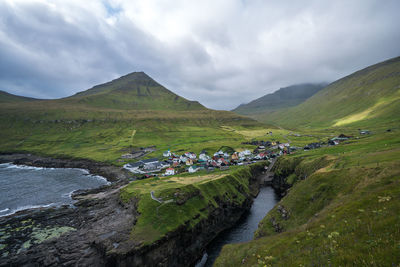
0, 72, 261, 163
0, 56, 399, 266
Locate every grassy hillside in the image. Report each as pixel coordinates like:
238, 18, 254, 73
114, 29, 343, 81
256, 56, 400, 129
63, 72, 205, 111
0, 90, 38, 103
120, 163, 266, 246
215, 56, 400, 266
215, 130, 400, 266
0, 72, 264, 163
233, 83, 326, 116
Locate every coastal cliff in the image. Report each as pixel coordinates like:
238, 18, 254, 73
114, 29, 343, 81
215, 136, 400, 266
0, 161, 268, 266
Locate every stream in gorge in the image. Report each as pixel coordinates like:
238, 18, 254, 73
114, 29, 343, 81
196, 186, 281, 266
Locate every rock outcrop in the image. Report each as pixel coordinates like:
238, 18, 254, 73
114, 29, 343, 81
0, 156, 267, 266
0, 153, 132, 182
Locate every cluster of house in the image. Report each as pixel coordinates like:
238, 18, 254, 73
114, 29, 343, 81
123, 132, 359, 178
123, 144, 287, 178
304, 134, 352, 151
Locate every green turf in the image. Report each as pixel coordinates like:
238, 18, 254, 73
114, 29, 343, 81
254, 56, 400, 130
215, 130, 400, 266
0, 72, 265, 163
215, 57, 400, 266
120, 162, 267, 245
0, 90, 38, 103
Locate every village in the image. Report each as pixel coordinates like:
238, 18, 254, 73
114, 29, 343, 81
123, 131, 360, 178
123, 144, 282, 178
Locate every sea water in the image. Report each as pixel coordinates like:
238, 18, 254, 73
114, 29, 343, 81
0, 163, 109, 217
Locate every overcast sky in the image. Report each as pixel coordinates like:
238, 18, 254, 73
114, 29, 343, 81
1, 0, 399, 110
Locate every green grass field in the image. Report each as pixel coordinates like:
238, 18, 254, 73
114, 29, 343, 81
119, 162, 266, 246
215, 129, 400, 266
0, 112, 270, 164
1, 57, 399, 265
0, 72, 269, 163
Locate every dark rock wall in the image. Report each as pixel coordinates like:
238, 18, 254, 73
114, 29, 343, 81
0, 156, 266, 267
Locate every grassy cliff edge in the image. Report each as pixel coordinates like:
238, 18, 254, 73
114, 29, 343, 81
215, 130, 400, 266
119, 162, 267, 246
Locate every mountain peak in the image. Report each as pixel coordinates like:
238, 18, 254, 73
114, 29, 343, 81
67, 71, 207, 111
112, 71, 160, 87
122, 71, 151, 80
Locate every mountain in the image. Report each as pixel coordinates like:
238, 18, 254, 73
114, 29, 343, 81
64, 72, 205, 111
0, 72, 261, 162
232, 83, 326, 116
215, 56, 400, 266
257, 56, 400, 129
0, 90, 38, 103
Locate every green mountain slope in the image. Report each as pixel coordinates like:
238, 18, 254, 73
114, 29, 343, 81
259, 56, 400, 129
0, 72, 262, 162
215, 130, 400, 266
215, 57, 400, 266
0, 90, 38, 103
63, 72, 205, 110
233, 83, 326, 116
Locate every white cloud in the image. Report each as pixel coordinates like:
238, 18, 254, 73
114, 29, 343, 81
0, 0, 399, 109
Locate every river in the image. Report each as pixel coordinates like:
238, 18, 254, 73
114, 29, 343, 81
0, 163, 110, 217
196, 186, 280, 266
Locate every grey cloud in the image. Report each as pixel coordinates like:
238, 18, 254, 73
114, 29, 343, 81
0, 0, 399, 110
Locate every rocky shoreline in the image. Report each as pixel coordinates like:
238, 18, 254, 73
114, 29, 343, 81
0, 154, 266, 266
0, 153, 133, 183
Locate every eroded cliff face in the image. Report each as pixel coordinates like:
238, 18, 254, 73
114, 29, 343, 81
270, 156, 331, 195
0, 183, 139, 266
104, 163, 265, 267
0, 161, 267, 267
105, 196, 253, 267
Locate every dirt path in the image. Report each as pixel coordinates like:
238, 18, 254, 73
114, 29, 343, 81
151, 191, 163, 203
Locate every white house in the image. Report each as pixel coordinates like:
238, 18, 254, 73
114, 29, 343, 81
163, 150, 172, 157
160, 161, 171, 168
188, 165, 199, 173
214, 150, 224, 157
239, 150, 251, 157
199, 153, 210, 161
123, 164, 143, 174
180, 155, 188, 163
185, 152, 197, 159
165, 168, 175, 176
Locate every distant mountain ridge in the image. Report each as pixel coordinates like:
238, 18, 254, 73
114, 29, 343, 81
0, 90, 38, 103
258, 56, 400, 129
233, 83, 326, 116
0, 72, 208, 111
0, 71, 260, 162
0, 71, 257, 123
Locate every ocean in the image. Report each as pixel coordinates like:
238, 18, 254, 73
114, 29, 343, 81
0, 163, 109, 217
